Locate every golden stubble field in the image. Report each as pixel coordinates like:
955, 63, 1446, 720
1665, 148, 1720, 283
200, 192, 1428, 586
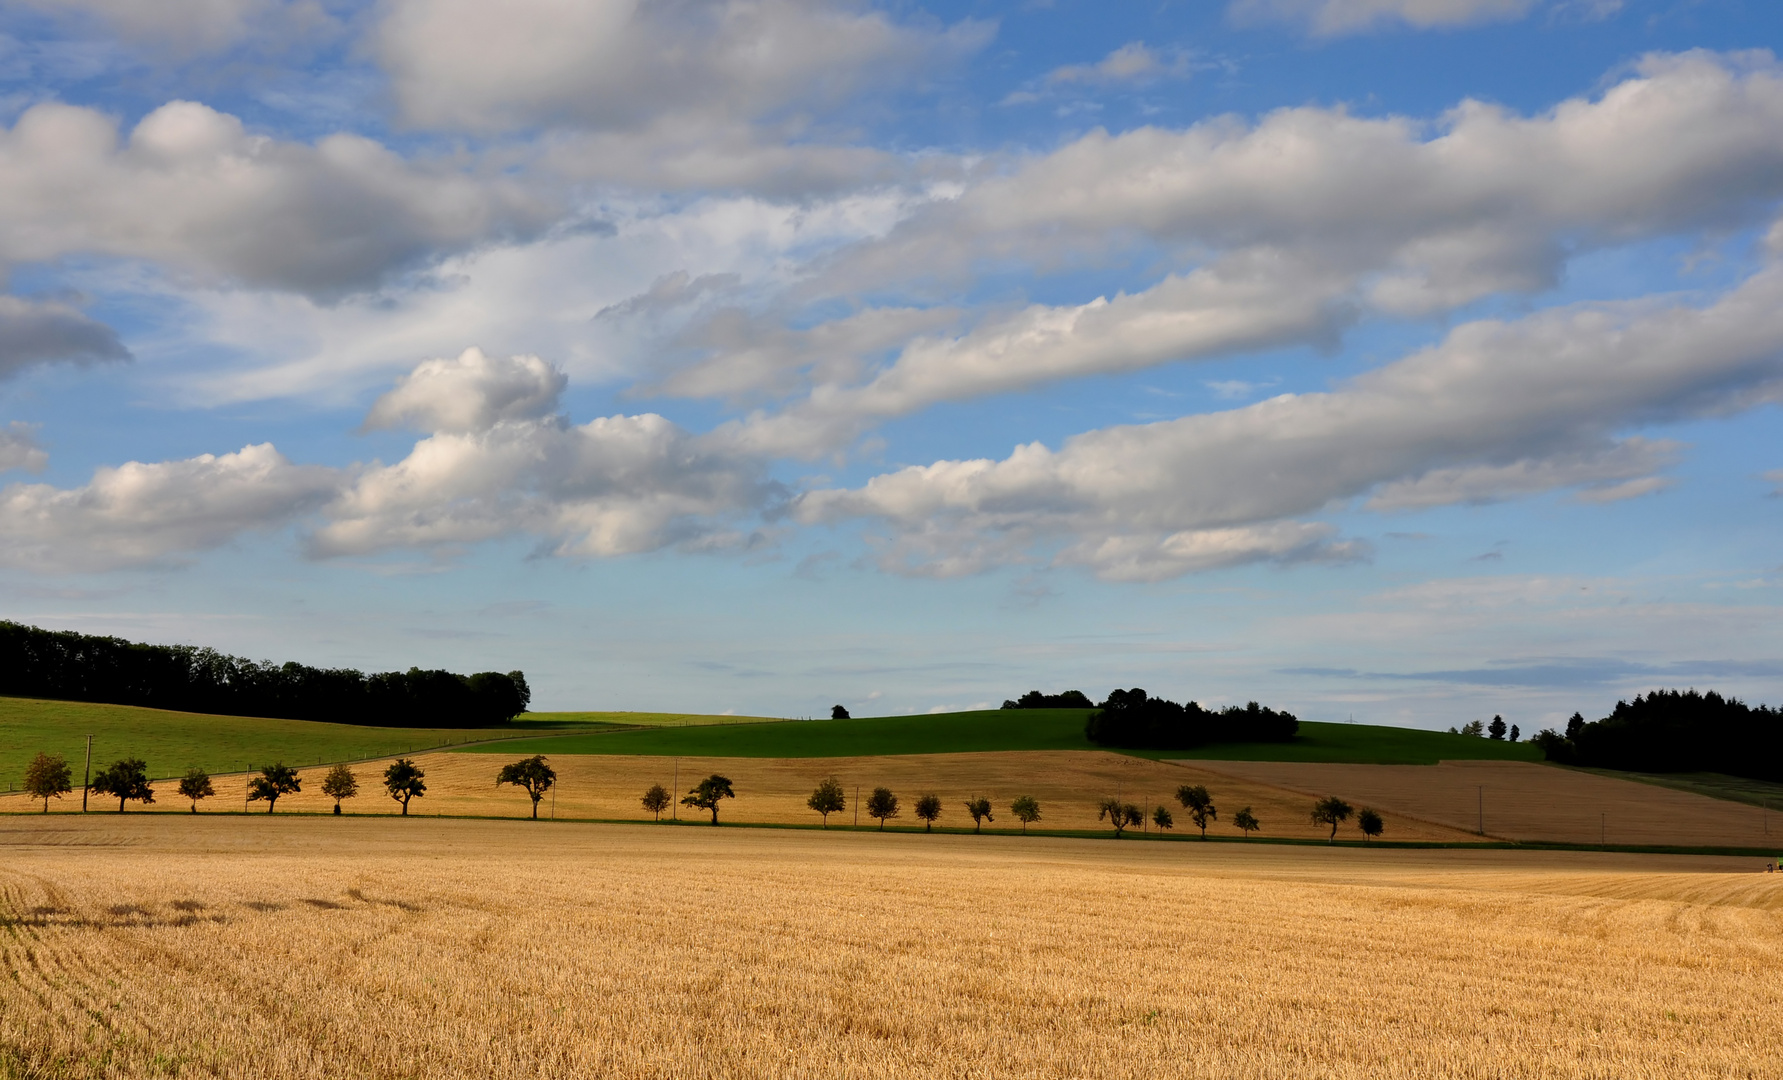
0, 750, 1478, 843
2, 815, 1781, 1079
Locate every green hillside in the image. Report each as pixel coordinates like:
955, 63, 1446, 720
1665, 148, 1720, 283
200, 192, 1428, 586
0, 696, 628, 785
453, 709, 1547, 764
0, 696, 1543, 795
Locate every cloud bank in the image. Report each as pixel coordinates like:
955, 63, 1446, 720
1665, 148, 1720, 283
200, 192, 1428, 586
795, 267, 1783, 580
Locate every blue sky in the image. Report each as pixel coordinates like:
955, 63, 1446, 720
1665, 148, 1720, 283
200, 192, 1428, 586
0, 0, 1780, 729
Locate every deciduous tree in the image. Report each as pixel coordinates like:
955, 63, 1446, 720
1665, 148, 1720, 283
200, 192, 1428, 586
1358, 807, 1384, 843
321, 764, 358, 814
866, 786, 899, 829
22, 752, 71, 813
963, 797, 993, 833
247, 763, 300, 813
831, 704, 850, 720
641, 783, 671, 820
914, 793, 942, 831
1176, 784, 1217, 838
1152, 805, 1174, 832
1233, 806, 1260, 838
90, 758, 154, 813
682, 774, 734, 824
178, 768, 214, 813
807, 776, 846, 826
1098, 797, 1142, 838
384, 758, 426, 815
495, 755, 557, 819
1010, 795, 1041, 832
1311, 795, 1353, 842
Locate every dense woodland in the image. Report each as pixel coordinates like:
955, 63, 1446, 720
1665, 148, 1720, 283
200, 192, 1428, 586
1533, 689, 1781, 781
1001, 690, 1094, 709
1039, 688, 1303, 749
0, 621, 529, 728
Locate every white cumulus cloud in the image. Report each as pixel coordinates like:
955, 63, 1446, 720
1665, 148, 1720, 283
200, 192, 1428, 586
362, 347, 568, 434
0, 443, 339, 571
376, 0, 991, 134
0, 99, 551, 296
795, 266, 1783, 580
677, 51, 1783, 451
313, 413, 774, 559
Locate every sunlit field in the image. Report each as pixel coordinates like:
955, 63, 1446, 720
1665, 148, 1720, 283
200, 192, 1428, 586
1, 750, 1478, 843
2, 815, 1779, 1078
10, 746, 1775, 850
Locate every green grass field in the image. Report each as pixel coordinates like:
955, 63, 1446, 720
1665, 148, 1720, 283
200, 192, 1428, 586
0, 697, 1545, 795
524, 710, 786, 728
452, 708, 1548, 764
0, 697, 635, 786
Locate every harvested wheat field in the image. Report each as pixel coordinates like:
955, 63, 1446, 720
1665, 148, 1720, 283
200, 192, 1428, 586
1, 815, 1781, 1079
1198, 760, 1778, 848
0, 751, 1475, 842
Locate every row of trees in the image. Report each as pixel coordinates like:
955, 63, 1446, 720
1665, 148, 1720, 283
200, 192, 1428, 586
1531, 690, 1782, 781
1091, 785, 1380, 842
20, 752, 429, 814
1085, 689, 1299, 749
0, 620, 530, 727
796, 776, 1031, 832
23, 752, 1387, 843
639, 776, 1386, 843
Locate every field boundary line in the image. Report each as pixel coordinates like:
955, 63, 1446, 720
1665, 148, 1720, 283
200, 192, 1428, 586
1, 807, 1778, 858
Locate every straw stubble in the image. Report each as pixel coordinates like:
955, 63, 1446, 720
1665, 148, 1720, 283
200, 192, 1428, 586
0, 815, 1778, 1078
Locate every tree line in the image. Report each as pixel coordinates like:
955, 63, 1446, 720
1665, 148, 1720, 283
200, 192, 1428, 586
1001, 687, 1300, 749
0, 620, 530, 727
651, 774, 1383, 843
21, 751, 1388, 844
1532, 689, 1782, 781
19, 752, 430, 814
1081, 688, 1299, 749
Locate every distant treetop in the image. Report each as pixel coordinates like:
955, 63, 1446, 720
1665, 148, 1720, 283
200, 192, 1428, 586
1083, 688, 1298, 750
1001, 690, 1094, 709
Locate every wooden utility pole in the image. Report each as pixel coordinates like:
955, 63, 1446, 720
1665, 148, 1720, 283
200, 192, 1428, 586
1477, 786, 1484, 835
81, 734, 93, 812
672, 759, 678, 820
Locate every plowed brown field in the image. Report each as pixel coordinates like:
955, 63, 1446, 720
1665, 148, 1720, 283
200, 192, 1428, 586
1197, 760, 1779, 848
2, 815, 1780, 1079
